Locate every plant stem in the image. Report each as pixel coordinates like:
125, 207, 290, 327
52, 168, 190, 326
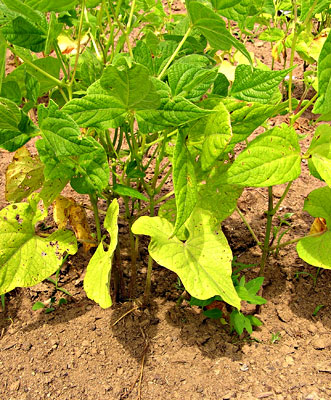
288, 0, 298, 113
236, 206, 262, 247
9, 46, 63, 87
269, 230, 325, 251
271, 181, 292, 216
69, 0, 86, 88
259, 187, 274, 276
89, 194, 102, 243
157, 25, 193, 80
135, 190, 174, 219
291, 93, 318, 125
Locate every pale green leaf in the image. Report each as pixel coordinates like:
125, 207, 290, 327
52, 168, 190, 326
132, 208, 241, 308
172, 130, 197, 236
0, 199, 77, 295
307, 124, 331, 185
297, 232, 331, 270
201, 102, 232, 170
113, 183, 148, 202
230, 65, 293, 104
259, 28, 285, 42
298, 186, 331, 271
198, 164, 243, 223
313, 31, 331, 115
84, 199, 119, 308
5, 146, 44, 203
0, 97, 21, 130
302, 186, 331, 227
220, 124, 301, 187
187, 1, 252, 64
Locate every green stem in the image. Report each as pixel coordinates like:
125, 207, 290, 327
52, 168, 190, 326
127, 0, 136, 31
69, 0, 86, 87
269, 230, 325, 251
89, 194, 102, 243
236, 206, 262, 247
157, 25, 193, 80
288, 1, 298, 113
271, 181, 293, 216
135, 190, 174, 219
108, 0, 133, 58
259, 187, 274, 276
143, 198, 155, 305
9, 46, 63, 87
291, 93, 318, 125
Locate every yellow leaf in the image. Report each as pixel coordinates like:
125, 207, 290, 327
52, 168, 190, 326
310, 217, 327, 235
218, 60, 236, 82
68, 203, 96, 253
53, 195, 73, 229
5, 146, 44, 203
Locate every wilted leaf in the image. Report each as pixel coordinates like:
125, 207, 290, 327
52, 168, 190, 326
310, 217, 327, 235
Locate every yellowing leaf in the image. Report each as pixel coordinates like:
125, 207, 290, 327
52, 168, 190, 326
57, 33, 89, 54
218, 60, 236, 82
69, 203, 96, 253
5, 146, 44, 203
53, 195, 73, 229
310, 217, 327, 235
53, 196, 96, 253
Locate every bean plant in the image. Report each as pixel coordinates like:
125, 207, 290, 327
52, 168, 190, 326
0, 1, 330, 323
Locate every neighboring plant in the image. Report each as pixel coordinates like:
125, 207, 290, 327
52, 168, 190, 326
32, 296, 67, 313
0, 0, 330, 324
190, 274, 266, 336
270, 331, 281, 344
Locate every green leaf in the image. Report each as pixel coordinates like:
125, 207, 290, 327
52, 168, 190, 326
62, 93, 127, 130
172, 130, 197, 237
187, 1, 252, 64
0, 97, 21, 130
136, 96, 212, 133
230, 65, 293, 104
5, 57, 61, 96
167, 62, 218, 102
222, 99, 288, 149
236, 286, 266, 305
0, 98, 37, 151
100, 63, 160, 110
2, 16, 46, 52
39, 178, 68, 208
313, 31, 331, 115
230, 310, 245, 335
200, 102, 232, 170
307, 124, 331, 186
84, 199, 119, 308
132, 208, 240, 308
36, 102, 109, 195
0, 81, 21, 105
0, 199, 77, 295
113, 183, 148, 202
5, 146, 44, 203
299, 0, 330, 21
296, 186, 331, 269
158, 198, 188, 241
259, 28, 285, 42
25, 0, 80, 12
245, 277, 264, 295
1, 0, 46, 28
219, 124, 301, 187
0, 32, 6, 93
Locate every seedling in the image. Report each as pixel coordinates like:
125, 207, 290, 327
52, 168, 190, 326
312, 304, 324, 316
270, 332, 281, 344
32, 297, 67, 314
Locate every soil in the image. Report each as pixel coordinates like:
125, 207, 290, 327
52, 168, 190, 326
1, 5, 331, 400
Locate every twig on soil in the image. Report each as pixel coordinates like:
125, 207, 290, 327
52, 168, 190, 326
111, 305, 138, 327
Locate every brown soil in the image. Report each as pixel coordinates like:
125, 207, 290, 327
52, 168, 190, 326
1, 7, 330, 400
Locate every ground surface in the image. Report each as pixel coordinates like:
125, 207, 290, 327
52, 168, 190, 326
0, 5, 331, 400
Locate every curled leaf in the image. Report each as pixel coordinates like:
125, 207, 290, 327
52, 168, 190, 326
310, 217, 327, 235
